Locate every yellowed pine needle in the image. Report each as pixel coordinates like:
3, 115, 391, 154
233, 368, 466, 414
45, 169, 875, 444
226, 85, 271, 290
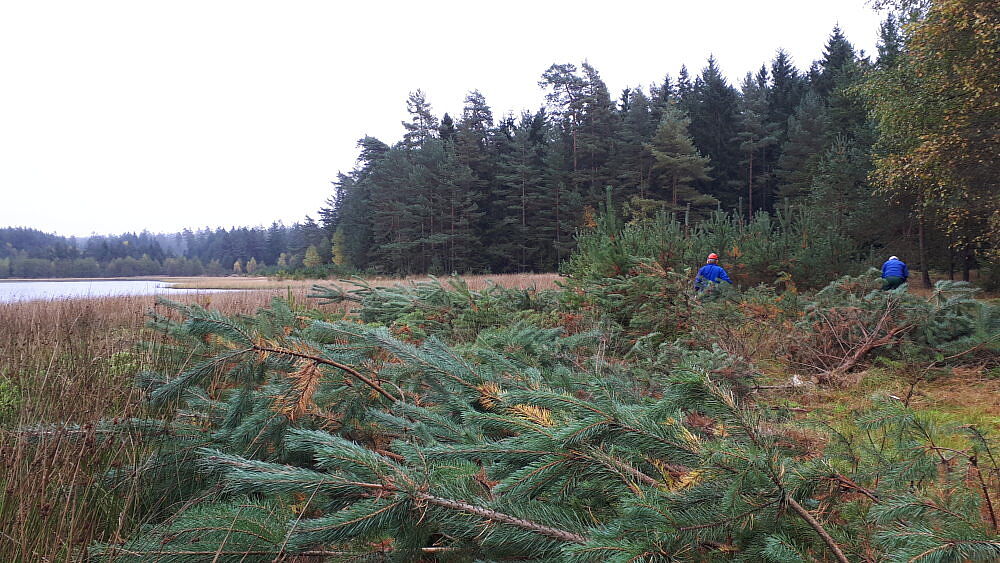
277, 362, 323, 421
510, 404, 554, 427
476, 381, 504, 410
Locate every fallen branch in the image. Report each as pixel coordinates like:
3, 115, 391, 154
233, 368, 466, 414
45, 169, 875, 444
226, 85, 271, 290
253, 344, 399, 403
786, 495, 850, 563
416, 492, 588, 544
818, 324, 913, 385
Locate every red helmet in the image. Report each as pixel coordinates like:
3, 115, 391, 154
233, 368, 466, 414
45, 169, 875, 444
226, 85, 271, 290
707, 253, 719, 260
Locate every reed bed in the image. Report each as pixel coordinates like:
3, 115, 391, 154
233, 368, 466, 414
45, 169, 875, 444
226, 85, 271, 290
0, 291, 347, 561
165, 272, 563, 291
0, 274, 557, 560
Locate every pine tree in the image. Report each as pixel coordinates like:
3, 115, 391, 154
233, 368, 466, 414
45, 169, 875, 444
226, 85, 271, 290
646, 104, 714, 213
86, 280, 999, 561
401, 89, 439, 149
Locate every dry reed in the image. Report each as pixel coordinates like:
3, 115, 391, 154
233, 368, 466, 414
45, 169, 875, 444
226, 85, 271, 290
165, 272, 563, 291
0, 274, 557, 559
0, 290, 344, 560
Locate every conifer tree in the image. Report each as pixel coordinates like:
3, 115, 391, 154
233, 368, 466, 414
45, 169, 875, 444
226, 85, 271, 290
401, 89, 439, 149
86, 278, 999, 561
775, 91, 828, 203
615, 88, 657, 201
737, 69, 779, 217
575, 62, 619, 200
646, 104, 715, 213
688, 56, 742, 208
813, 26, 856, 99
648, 73, 674, 125
438, 112, 455, 142
492, 110, 556, 271
675, 65, 694, 112
767, 49, 805, 138
302, 245, 322, 269
330, 228, 347, 267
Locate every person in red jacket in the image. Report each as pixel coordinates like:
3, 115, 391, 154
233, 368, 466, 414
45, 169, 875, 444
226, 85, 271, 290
694, 253, 732, 291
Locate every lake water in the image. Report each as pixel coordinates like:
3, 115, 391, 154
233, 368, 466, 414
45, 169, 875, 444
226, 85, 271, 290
0, 280, 234, 303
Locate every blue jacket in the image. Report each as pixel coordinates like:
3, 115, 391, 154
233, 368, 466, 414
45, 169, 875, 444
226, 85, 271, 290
694, 264, 732, 290
881, 258, 909, 280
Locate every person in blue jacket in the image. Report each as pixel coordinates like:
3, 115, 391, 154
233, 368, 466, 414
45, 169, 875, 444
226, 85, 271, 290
694, 253, 732, 291
881, 255, 909, 290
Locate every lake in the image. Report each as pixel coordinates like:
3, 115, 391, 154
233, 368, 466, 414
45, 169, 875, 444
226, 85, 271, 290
0, 279, 234, 303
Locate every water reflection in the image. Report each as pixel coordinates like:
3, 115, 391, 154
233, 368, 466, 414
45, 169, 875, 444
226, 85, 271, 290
0, 280, 237, 302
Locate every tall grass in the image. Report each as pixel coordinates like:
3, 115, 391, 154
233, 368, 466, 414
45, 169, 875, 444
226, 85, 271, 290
0, 275, 557, 560
166, 272, 563, 291
0, 290, 342, 561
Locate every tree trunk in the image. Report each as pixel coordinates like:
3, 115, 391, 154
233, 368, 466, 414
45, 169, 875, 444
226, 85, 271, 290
962, 245, 971, 282
747, 150, 753, 221
918, 217, 932, 288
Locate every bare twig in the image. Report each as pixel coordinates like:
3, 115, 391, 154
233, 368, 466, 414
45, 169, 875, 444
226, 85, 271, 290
786, 495, 850, 563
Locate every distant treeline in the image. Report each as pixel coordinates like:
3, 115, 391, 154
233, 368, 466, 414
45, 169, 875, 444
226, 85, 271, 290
320, 18, 996, 284
0, 220, 332, 278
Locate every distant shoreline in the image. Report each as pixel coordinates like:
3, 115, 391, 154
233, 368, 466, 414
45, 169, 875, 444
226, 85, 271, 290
0, 276, 260, 285
0, 276, 168, 283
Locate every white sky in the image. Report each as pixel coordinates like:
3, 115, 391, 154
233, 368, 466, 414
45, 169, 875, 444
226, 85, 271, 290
0, 1, 885, 237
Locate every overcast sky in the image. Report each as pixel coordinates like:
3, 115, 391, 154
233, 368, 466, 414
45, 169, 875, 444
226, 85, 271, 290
0, 1, 885, 237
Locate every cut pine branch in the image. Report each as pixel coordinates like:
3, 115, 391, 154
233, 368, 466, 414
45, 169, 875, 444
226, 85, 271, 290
415, 492, 588, 544
818, 324, 913, 384
252, 344, 399, 403
786, 496, 850, 563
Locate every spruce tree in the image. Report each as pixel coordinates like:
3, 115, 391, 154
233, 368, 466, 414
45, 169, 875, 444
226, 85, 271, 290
615, 88, 657, 201
737, 69, 779, 217
492, 110, 556, 271
812, 26, 856, 100
775, 91, 828, 204
687, 56, 741, 208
